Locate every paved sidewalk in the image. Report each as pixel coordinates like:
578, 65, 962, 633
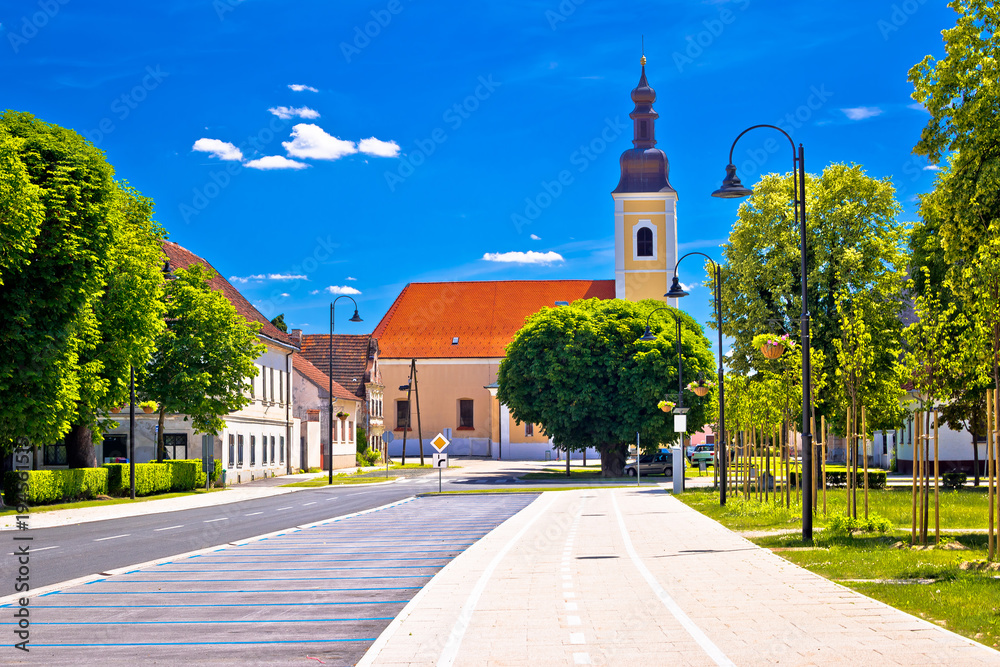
359, 488, 999, 666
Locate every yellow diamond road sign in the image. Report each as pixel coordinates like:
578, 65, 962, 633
430, 433, 450, 452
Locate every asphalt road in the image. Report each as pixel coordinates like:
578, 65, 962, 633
1, 493, 539, 666
2, 468, 522, 590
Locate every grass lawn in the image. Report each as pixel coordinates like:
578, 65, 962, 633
676, 488, 1000, 649
678, 487, 989, 531
282, 474, 396, 487
0, 488, 225, 517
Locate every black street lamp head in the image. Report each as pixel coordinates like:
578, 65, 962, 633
639, 326, 657, 342
711, 164, 753, 199
349, 309, 363, 323
665, 276, 689, 299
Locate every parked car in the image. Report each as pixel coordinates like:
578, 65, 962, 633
689, 444, 716, 467
624, 451, 684, 477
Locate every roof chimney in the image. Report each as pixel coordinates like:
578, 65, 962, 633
291, 329, 303, 346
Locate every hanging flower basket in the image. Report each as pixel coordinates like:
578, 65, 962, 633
139, 401, 157, 414
336, 411, 350, 421
657, 400, 675, 413
761, 334, 793, 359
687, 379, 715, 397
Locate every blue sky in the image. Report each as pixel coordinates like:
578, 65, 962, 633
1, 0, 952, 338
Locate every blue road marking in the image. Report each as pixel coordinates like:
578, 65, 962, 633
32, 638, 379, 647
0, 617, 394, 625
100, 575, 433, 582
55, 587, 422, 594
23, 601, 410, 608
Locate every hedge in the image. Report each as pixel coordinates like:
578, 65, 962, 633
942, 472, 967, 490
3, 469, 108, 505
790, 470, 887, 490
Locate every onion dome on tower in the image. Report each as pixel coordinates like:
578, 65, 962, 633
613, 56, 676, 194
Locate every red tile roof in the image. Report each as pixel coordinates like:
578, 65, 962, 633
161, 241, 295, 348
372, 280, 615, 358
293, 354, 357, 401
298, 334, 374, 399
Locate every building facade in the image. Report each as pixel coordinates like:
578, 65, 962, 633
291, 354, 362, 470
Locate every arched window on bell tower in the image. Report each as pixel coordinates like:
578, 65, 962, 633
637, 227, 653, 257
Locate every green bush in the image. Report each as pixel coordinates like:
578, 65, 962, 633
104, 462, 170, 496
356, 448, 380, 467
792, 470, 886, 490
165, 460, 199, 491
3, 469, 108, 505
827, 513, 893, 535
942, 472, 967, 490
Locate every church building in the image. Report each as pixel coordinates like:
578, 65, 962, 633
374, 59, 677, 460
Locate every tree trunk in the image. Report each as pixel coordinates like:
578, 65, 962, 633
156, 408, 166, 462
602, 446, 625, 477
66, 423, 96, 468
973, 428, 981, 487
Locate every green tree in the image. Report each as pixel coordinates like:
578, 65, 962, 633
0, 111, 118, 453
63, 185, 167, 467
270, 313, 288, 333
140, 264, 265, 460
715, 163, 907, 427
497, 298, 716, 477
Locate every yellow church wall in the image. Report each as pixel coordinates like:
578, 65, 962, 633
623, 200, 665, 213
622, 213, 667, 271
624, 272, 669, 302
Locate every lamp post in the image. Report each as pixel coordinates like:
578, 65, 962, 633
638, 306, 686, 450
665, 251, 727, 506
329, 297, 363, 485
484, 382, 500, 460
711, 125, 812, 540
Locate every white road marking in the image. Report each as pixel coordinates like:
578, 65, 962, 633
154, 525, 183, 532
326, 496, 339, 501
568, 615, 581, 625
276, 507, 292, 511
569, 633, 585, 644
203, 518, 228, 523
611, 491, 734, 667
245, 512, 263, 516
94, 534, 129, 542
573, 653, 591, 664
302, 502, 316, 506
7, 545, 58, 555
565, 602, 578, 611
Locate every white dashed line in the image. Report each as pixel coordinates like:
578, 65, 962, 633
276, 507, 292, 511
302, 502, 316, 506
245, 512, 263, 516
154, 525, 183, 532
569, 632, 585, 644
94, 534, 129, 542
7, 545, 58, 555
568, 615, 581, 625
565, 602, 578, 611
203, 518, 228, 523
573, 652, 592, 664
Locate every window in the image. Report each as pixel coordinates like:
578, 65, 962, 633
525, 423, 533, 437
396, 400, 410, 429
279, 436, 284, 463
103, 435, 127, 462
640, 119, 647, 139
44, 439, 67, 466
163, 434, 188, 460
636, 227, 653, 257
237, 435, 244, 467
349, 421, 354, 443
459, 400, 474, 429
270, 436, 276, 464
262, 434, 268, 465
228, 434, 235, 468
270, 369, 276, 402
250, 435, 256, 466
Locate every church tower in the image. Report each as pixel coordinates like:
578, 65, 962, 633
613, 56, 678, 305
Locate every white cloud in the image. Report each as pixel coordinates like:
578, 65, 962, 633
325, 285, 361, 295
680, 282, 701, 292
924, 165, 942, 172
357, 137, 401, 158
841, 107, 883, 121
530, 234, 541, 240
346, 276, 357, 281
245, 155, 309, 170
230, 273, 308, 284
192, 138, 243, 161
268, 106, 320, 120
481, 251, 564, 265
283, 124, 357, 160
908, 102, 928, 112
309, 290, 320, 295
288, 84, 318, 92
279, 293, 291, 298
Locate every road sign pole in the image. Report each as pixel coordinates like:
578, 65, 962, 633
439, 466, 442, 493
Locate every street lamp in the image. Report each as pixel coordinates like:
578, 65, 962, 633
638, 305, 686, 438
665, 253, 727, 505
711, 124, 813, 540
329, 297, 362, 485
484, 382, 500, 460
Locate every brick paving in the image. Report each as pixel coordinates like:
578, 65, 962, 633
359, 488, 999, 666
